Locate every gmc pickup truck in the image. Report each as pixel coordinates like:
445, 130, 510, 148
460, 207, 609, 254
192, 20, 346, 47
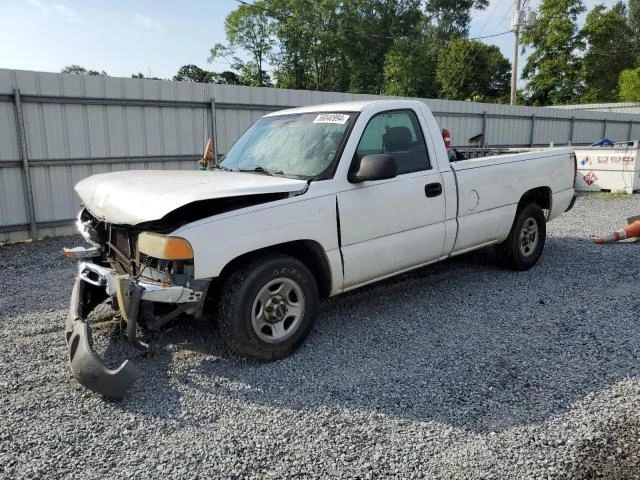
65, 99, 577, 398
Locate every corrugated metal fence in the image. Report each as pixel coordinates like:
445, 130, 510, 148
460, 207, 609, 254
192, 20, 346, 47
2, 68, 640, 242
551, 102, 640, 115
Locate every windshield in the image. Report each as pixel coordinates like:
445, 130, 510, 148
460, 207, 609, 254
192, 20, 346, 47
219, 112, 356, 179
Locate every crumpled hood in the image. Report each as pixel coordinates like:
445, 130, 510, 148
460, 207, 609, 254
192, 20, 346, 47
75, 170, 308, 225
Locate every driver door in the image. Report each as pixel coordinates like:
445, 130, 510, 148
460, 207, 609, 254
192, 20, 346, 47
337, 109, 446, 289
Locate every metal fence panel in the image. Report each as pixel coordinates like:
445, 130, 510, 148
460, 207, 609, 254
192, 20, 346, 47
573, 120, 603, 144
534, 119, 571, 146
551, 102, 640, 115
490, 116, 531, 146
436, 114, 484, 145
0, 102, 19, 162
0, 167, 28, 227
606, 122, 631, 142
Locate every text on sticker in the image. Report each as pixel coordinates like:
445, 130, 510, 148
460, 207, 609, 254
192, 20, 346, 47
313, 114, 350, 125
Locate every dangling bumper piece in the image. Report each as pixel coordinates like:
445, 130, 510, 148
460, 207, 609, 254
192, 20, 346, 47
65, 261, 205, 399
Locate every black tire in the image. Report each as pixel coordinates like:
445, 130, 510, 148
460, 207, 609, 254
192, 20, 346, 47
218, 254, 319, 361
495, 203, 546, 271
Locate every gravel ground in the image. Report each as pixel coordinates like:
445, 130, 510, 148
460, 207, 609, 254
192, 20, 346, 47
1, 194, 640, 479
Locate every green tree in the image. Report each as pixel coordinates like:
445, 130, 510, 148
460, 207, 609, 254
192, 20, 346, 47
269, 0, 344, 91
383, 22, 440, 98
435, 38, 511, 101
630, 0, 640, 42
338, 0, 423, 94
61, 65, 108, 76
209, 1, 274, 87
619, 67, 640, 100
425, 0, 489, 38
172, 65, 243, 85
521, 0, 585, 105
580, 3, 635, 102
211, 71, 242, 85
268, 0, 425, 93
211, 0, 496, 96
173, 65, 215, 83
131, 73, 162, 80
382, 0, 492, 99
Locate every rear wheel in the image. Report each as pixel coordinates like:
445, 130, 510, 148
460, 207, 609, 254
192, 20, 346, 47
218, 254, 319, 361
495, 203, 546, 271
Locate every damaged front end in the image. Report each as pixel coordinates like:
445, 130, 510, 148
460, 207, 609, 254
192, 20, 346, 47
64, 210, 209, 399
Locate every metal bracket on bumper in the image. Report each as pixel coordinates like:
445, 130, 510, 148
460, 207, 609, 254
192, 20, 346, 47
65, 261, 206, 399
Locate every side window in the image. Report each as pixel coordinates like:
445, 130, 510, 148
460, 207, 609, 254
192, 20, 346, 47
355, 110, 431, 174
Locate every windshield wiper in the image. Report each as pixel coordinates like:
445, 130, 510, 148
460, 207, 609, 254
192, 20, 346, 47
239, 166, 285, 176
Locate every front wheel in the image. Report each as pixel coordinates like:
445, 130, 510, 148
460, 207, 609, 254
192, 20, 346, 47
495, 203, 546, 271
218, 254, 319, 361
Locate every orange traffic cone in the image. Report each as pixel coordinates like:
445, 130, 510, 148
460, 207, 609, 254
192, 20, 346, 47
595, 219, 640, 244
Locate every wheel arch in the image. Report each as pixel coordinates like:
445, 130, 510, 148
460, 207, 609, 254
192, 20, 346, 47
518, 186, 552, 212
217, 240, 333, 299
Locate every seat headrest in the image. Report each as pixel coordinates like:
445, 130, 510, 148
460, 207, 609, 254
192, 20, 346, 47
383, 126, 412, 151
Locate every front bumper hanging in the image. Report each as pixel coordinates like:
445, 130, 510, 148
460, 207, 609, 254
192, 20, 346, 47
65, 261, 205, 399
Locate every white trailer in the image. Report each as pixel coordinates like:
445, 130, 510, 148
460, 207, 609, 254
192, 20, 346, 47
574, 141, 640, 194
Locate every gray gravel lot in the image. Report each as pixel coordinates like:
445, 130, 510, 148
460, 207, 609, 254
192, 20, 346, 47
1, 194, 640, 479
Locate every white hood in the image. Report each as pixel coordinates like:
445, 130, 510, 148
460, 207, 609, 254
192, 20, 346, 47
75, 170, 308, 225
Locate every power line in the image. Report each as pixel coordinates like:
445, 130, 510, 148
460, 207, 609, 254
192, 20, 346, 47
446, 3, 516, 99
470, 30, 512, 40
438, 0, 510, 98
235, 0, 512, 43
439, 0, 513, 99
232, 0, 519, 99
234, 0, 509, 42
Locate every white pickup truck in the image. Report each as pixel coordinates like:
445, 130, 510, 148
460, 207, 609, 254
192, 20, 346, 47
65, 99, 576, 398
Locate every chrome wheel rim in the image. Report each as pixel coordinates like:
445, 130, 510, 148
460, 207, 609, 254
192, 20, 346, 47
519, 217, 539, 257
251, 277, 305, 344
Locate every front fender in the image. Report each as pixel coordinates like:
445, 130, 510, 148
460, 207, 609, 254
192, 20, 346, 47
176, 195, 340, 280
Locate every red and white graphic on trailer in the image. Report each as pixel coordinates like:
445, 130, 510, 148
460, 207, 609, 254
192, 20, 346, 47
583, 171, 598, 186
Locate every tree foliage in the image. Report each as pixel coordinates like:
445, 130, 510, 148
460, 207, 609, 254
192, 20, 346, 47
619, 67, 640, 101
208, 1, 274, 87
338, 0, 424, 94
131, 73, 162, 80
580, 3, 635, 102
62, 0, 640, 105
269, 0, 345, 91
172, 65, 243, 85
61, 65, 108, 76
173, 65, 215, 83
425, 0, 489, 38
383, 25, 439, 98
212, 71, 243, 85
436, 38, 510, 101
211, 0, 500, 98
521, 0, 586, 105
630, 0, 640, 42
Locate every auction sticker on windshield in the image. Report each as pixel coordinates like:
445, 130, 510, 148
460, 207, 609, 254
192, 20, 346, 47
313, 113, 350, 124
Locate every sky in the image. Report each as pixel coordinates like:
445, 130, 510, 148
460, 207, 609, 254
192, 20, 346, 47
0, 0, 238, 78
0, 0, 609, 84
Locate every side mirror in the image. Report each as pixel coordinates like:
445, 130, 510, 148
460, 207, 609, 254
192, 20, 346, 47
348, 154, 398, 183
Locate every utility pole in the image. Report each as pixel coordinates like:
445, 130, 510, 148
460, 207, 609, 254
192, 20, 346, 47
510, 0, 522, 105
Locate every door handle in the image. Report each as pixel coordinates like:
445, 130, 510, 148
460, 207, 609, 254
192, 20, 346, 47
424, 182, 443, 197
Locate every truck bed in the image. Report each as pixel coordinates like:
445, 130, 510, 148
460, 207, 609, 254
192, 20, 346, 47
448, 147, 575, 254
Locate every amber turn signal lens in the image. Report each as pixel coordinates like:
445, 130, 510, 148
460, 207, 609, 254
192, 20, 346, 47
138, 232, 193, 260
